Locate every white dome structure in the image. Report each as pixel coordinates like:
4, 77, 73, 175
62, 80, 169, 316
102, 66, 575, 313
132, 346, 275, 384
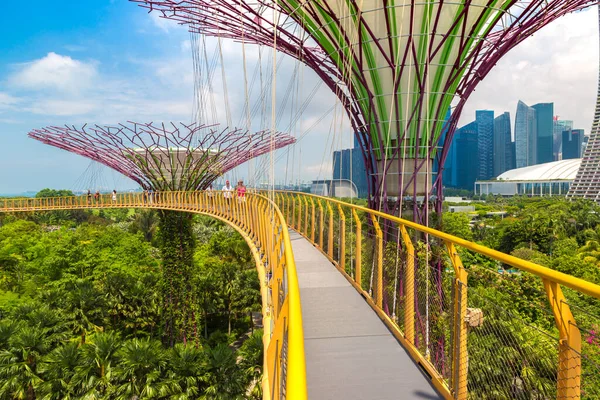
475, 159, 581, 197
497, 159, 581, 181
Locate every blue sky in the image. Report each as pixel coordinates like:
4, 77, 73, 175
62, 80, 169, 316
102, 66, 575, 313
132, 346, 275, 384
0, 2, 598, 194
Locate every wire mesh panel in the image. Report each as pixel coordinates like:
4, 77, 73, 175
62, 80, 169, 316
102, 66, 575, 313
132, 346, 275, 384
259, 192, 600, 399
465, 280, 559, 399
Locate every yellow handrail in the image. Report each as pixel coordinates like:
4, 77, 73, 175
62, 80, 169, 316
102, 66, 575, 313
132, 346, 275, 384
277, 192, 600, 299
0, 191, 307, 400
271, 191, 600, 400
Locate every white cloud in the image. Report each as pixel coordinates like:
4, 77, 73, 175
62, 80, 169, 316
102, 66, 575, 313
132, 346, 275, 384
9, 52, 98, 94
27, 99, 97, 116
150, 12, 173, 33
0, 93, 19, 110
461, 7, 599, 132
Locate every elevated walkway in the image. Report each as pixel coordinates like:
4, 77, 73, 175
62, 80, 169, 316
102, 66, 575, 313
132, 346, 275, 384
290, 230, 441, 399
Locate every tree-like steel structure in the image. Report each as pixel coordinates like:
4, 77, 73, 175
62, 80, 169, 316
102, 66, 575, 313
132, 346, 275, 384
29, 122, 296, 191
29, 121, 295, 345
133, 0, 596, 221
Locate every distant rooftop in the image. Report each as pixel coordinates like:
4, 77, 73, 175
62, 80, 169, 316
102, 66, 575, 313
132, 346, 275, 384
496, 159, 581, 181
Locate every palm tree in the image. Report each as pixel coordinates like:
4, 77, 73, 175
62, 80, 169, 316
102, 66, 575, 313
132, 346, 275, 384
113, 337, 168, 399
202, 344, 244, 399
72, 331, 121, 398
0, 320, 23, 350
37, 342, 81, 399
238, 330, 264, 399
0, 325, 49, 400
64, 279, 105, 344
165, 343, 206, 398
130, 209, 158, 243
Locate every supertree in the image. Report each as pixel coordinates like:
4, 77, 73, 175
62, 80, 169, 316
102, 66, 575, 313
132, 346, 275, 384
29, 122, 296, 191
133, 0, 597, 222
29, 122, 296, 344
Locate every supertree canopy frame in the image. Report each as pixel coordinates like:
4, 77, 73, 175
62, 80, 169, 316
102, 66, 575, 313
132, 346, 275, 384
29, 121, 295, 345
133, 0, 596, 220
29, 122, 296, 191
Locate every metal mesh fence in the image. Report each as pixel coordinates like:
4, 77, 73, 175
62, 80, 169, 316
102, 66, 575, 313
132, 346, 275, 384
271, 192, 600, 398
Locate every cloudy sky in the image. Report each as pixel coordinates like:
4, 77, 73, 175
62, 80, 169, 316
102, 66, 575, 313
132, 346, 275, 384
0, 1, 598, 194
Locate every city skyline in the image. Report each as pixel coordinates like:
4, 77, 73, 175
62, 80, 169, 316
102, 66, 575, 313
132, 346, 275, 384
0, 4, 598, 194
448, 99, 587, 191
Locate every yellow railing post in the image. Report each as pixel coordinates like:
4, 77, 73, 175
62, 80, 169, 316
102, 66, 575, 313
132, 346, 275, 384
310, 198, 316, 243
304, 196, 309, 237
326, 203, 334, 259
543, 280, 581, 399
352, 209, 362, 287
318, 200, 324, 249
337, 204, 346, 269
371, 214, 383, 308
444, 241, 468, 400
399, 224, 415, 345
297, 195, 303, 233
286, 192, 292, 227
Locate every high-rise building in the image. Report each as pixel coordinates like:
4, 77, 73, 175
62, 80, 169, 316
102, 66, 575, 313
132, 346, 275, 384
562, 129, 584, 160
553, 118, 573, 160
532, 103, 554, 164
455, 121, 479, 190
476, 110, 494, 180
435, 107, 452, 183
493, 112, 514, 177
332, 136, 368, 198
569, 8, 600, 201
515, 100, 537, 168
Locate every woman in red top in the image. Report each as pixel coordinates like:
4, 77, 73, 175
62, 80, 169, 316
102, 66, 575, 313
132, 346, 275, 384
236, 180, 246, 202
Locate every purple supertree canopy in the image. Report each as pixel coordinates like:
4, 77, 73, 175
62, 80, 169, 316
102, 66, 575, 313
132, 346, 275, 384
29, 122, 296, 191
133, 0, 596, 219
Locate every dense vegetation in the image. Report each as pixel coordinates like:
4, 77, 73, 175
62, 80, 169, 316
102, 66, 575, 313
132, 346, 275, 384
0, 192, 262, 399
440, 196, 600, 398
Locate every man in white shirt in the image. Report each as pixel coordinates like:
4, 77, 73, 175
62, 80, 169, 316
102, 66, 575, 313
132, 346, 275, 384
222, 180, 233, 199
222, 180, 234, 211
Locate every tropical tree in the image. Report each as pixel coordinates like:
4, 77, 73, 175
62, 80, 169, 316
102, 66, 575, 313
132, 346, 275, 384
113, 338, 168, 399
202, 344, 244, 399
238, 330, 264, 399
72, 332, 121, 398
166, 343, 206, 398
37, 342, 81, 399
0, 326, 50, 400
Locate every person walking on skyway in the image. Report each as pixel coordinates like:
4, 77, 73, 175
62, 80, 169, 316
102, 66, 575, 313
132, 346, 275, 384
87, 190, 92, 205
236, 180, 246, 202
112, 190, 117, 203
222, 180, 233, 210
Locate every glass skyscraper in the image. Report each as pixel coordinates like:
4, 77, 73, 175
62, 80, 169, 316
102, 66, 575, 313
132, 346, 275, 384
553, 118, 573, 160
332, 136, 368, 198
476, 110, 494, 180
562, 129, 584, 160
532, 102, 554, 164
455, 121, 479, 190
515, 100, 537, 168
493, 112, 514, 177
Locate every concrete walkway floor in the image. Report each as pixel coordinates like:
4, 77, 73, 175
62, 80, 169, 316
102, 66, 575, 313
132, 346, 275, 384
289, 230, 443, 400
